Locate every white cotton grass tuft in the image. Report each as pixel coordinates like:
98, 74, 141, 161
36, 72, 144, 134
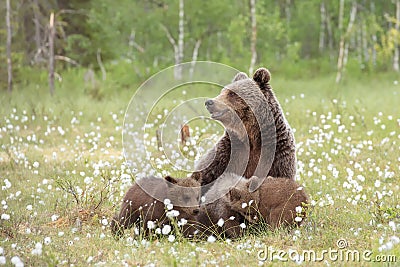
147, 221, 156, 229
11, 256, 23, 267
295, 216, 303, 222
168, 235, 175, 242
31, 242, 42, 255
162, 225, 171, 235
207, 235, 216, 243
295, 206, 302, 213
166, 210, 179, 218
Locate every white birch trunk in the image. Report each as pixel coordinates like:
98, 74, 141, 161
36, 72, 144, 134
249, 0, 257, 75
285, 0, 291, 25
319, 2, 326, 52
356, 24, 362, 64
176, 0, 184, 80
189, 39, 202, 78
97, 48, 106, 81
362, 21, 369, 63
394, 0, 400, 71
326, 7, 334, 60
48, 12, 55, 96
6, 0, 12, 93
336, 2, 357, 83
338, 0, 345, 32
32, 0, 42, 63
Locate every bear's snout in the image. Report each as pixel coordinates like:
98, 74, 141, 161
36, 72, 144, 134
205, 99, 214, 107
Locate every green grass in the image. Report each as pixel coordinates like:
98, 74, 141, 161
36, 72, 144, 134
0, 71, 399, 266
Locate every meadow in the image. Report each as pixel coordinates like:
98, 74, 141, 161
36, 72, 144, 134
0, 70, 399, 266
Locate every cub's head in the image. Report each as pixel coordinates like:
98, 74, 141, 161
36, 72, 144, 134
228, 176, 262, 223
164, 176, 201, 218
205, 68, 273, 141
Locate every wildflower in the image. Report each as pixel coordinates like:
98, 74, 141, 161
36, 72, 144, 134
101, 219, 108, 226
389, 221, 396, 231
240, 223, 246, 229
147, 221, 155, 229
31, 242, 42, 255
168, 235, 175, 242
178, 218, 187, 226
166, 210, 179, 218
162, 225, 171, 235
207, 235, 216, 243
241, 203, 247, 208
217, 218, 224, 227
295, 206, 303, 213
1, 214, 10, 220
11, 256, 23, 267
44, 237, 51, 245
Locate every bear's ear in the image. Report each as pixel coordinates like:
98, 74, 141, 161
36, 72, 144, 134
229, 188, 242, 202
165, 175, 177, 184
253, 68, 271, 88
232, 72, 248, 82
248, 176, 262, 193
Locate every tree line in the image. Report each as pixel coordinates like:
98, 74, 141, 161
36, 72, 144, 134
1, 0, 400, 93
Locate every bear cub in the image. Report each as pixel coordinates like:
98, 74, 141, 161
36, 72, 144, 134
228, 174, 308, 230
111, 176, 201, 238
194, 173, 247, 239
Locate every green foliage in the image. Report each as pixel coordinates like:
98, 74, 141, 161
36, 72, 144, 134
2, 0, 400, 90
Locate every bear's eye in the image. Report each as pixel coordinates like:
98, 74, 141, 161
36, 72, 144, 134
228, 91, 236, 97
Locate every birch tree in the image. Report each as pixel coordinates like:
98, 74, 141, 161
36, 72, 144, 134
249, 0, 257, 74
336, 2, 358, 83
162, 0, 184, 80
319, 2, 326, 53
6, 0, 13, 93
394, 0, 400, 72
48, 12, 55, 96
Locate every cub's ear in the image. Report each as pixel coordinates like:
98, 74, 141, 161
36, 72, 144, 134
229, 188, 242, 201
232, 72, 248, 82
248, 176, 263, 193
165, 176, 177, 184
253, 68, 271, 88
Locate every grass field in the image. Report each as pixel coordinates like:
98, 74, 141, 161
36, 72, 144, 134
0, 71, 399, 266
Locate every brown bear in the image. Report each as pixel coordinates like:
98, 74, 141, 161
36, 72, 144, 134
111, 176, 201, 238
228, 174, 308, 230
193, 173, 248, 239
192, 68, 296, 191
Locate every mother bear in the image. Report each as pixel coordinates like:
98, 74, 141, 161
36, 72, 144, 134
191, 68, 296, 191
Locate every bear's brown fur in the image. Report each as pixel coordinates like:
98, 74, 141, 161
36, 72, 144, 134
111, 176, 200, 238
192, 68, 296, 189
228, 174, 308, 229
194, 173, 248, 239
